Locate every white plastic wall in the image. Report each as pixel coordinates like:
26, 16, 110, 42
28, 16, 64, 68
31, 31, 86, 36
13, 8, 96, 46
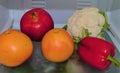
0, 0, 115, 10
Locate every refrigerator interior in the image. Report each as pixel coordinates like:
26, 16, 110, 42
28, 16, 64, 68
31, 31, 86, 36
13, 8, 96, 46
0, 0, 114, 27
1, 0, 120, 52
0, 0, 120, 73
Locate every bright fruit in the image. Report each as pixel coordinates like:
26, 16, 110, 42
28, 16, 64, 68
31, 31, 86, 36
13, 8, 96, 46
41, 28, 74, 62
20, 8, 54, 41
0, 29, 33, 67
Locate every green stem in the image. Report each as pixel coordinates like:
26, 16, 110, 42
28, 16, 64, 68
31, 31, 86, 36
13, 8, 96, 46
107, 55, 120, 67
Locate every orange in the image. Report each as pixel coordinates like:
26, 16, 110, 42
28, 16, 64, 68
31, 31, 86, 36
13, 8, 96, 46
41, 28, 74, 62
0, 29, 33, 67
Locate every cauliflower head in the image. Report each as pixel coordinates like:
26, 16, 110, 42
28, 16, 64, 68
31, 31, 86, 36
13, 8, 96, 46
67, 7, 106, 40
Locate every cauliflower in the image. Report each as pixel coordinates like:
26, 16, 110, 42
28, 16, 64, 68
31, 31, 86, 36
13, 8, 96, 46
66, 7, 110, 42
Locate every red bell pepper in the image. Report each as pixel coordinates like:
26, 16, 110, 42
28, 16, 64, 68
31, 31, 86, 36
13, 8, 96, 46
78, 36, 120, 70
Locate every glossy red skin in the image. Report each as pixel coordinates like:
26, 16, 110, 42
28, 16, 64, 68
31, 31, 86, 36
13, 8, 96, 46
78, 36, 115, 70
20, 8, 54, 41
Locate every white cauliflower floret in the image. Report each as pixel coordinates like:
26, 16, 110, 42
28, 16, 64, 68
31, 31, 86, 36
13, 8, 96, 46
67, 7, 105, 39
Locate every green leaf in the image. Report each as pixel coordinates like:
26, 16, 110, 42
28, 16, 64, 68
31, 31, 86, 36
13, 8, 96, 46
81, 28, 91, 38
98, 10, 110, 39
62, 25, 67, 30
73, 28, 92, 44
98, 10, 110, 31
97, 31, 105, 39
73, 36, 81, 44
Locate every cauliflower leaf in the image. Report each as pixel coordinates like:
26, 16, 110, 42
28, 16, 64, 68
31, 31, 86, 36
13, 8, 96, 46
98, 10, 110, 39
81, 28, 92, 38
73, 28, 92, 43
98, 10, 110, 31
62, 25, 67, 30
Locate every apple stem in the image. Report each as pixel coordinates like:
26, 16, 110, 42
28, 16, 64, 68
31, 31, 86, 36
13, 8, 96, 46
31, 12, 37, 19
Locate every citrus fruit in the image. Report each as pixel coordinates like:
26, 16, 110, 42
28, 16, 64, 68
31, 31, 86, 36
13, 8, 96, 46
41, 28, 74, 62
0, 29, 33, 67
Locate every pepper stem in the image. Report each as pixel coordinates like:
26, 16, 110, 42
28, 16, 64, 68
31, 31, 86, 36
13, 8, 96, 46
107, 55, 120, 67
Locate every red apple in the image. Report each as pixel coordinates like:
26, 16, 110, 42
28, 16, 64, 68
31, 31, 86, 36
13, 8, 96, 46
20, 8, 54, 41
